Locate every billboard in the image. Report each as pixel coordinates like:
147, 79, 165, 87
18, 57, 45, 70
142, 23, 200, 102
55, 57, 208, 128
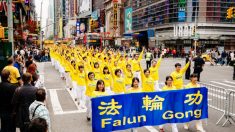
79, 0, 92, 17
125, 8, 133, 33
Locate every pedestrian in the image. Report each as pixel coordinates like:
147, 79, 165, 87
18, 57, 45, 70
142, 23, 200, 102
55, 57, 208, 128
12, 73, 37, 132
159, 76, 178, 132
185, 55, 191, 80
184, 74, 206, 132
193, 53, 205, 82
28, 118, 48, 132
221, 50, 227, 65
145, 49, 153, 69
29, 88, 50, 131
0, 69, 18, 132
227, 51, 232, 66
13, 54, 24, 76
25, 56, 34, 69
170, 61, 191, 89
3, 57, 23, 86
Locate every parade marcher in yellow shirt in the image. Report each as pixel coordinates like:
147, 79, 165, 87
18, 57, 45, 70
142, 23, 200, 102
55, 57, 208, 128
126, 77, 142, 93
124, 64, 134, 90
132, 47, 144, 87
160, 76, 178, 132
85, 72, 97, 121
92, 62, 102, 80
170, 61, 191, 89
184, 74, 205, 132
88, 80, 108, 121
112, 69, 126, 94
73, 65, 87, 108
141, 67, 155, 92
101, 66, 113, 95
149, 52, 163, 91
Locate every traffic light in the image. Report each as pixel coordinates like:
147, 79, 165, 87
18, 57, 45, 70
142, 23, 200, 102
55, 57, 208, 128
0, 26, 4, 39
192, 26, 196, 36
227, 7, 233, 19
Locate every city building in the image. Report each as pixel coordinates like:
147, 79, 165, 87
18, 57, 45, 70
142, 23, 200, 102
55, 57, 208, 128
45, 0, 54, 39
132, 0, 235, 51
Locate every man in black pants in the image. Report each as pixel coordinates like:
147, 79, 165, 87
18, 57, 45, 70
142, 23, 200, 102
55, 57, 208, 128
0, 69, 18, 132
193, 53, 205, 82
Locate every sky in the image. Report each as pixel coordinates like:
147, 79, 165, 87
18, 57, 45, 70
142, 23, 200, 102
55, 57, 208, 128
35, 0, 49, 32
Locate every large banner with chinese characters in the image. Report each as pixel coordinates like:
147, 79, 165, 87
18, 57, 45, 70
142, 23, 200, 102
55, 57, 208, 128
91, 87, 208, 132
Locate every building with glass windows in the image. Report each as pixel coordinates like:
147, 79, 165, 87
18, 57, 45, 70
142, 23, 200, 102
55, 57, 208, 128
132, 0, 235, 51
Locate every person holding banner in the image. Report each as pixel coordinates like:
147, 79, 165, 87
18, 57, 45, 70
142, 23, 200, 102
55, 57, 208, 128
92, 80, 108, 97
85, 72, 97, 121
126, 77, 142, 93
101, 66, 113, 95
170, 61, 191, 89
184, 74, 205, 132
112, 69, 126, 94
160, 76, 178, 132
140, 68, 155, 92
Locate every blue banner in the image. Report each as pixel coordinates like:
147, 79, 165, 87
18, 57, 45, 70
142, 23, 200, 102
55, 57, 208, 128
92, 87, 208, 132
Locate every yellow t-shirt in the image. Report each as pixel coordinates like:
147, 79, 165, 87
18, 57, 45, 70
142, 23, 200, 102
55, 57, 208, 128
142, 77, 155, 92
101, 74, 112, 87
93, 68, 101, 80
124, 70, 133, 86
85, 79, 97, 97
185, 82, 200, 89
92, 91, 108, 98
113, 76, 125, 93
126, 87, 142, 93
149, 57, 162, 81
170, 62, 190, 89
3, 66, 21, 84
76, 71, 86, 86
162, 85, 177, 91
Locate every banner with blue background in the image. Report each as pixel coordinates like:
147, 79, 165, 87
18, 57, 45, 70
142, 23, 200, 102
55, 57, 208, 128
92, 87, 208, 132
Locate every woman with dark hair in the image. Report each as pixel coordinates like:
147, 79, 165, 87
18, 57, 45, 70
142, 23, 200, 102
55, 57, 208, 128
101, 66, 113, 95
92, 62, 101, 80
183, 74, 205, 132
159, 76, 178, 132
85, 72, 97, 121
126, 77, 142, 93
112, 69, 125, 94
92, 80, 108, 97
162, 76, 176, 91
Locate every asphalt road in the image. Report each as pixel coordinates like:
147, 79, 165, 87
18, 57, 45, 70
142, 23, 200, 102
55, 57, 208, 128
37, 58, 235, 132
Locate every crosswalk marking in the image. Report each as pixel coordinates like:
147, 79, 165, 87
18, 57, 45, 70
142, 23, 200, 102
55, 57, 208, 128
144, 126, 159, 132
224, 80, 235, 85
49, 89, 63, 115
210, 81, 235, 88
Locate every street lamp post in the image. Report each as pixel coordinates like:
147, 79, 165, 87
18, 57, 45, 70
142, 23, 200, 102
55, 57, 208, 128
7, 0, 14, 55
40, 0, 43, 50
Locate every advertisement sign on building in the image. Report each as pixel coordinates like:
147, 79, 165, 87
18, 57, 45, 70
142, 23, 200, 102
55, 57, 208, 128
79, 0, 92, 17
76, 21, 80, 36
113, 0, 118, 30
125, 8, 132, 33
174, 24, 195, 37
178, 0, 186, 22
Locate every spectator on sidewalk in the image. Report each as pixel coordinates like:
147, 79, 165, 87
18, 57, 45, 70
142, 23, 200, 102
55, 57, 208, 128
28, 118, 48, 132
193, 53, 205, 82
0, 69, 18, 132
3, 57, 23, 86
12, 73, 37, 132
13, 54, 24, 76
29, 88, 50, 131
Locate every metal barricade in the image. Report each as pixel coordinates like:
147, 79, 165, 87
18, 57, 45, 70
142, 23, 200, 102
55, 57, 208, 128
199, 82, 228, 125
224, 89, 235, 126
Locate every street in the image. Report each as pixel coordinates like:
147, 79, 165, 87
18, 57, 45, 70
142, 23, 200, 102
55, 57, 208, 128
38, 58, 235, 132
